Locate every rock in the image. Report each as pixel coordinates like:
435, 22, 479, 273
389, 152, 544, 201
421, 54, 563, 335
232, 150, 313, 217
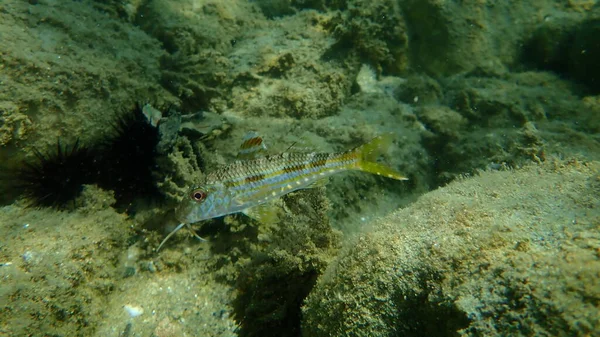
401, 0, 553, 76
569, 18, 600, 93
521, 13, 582, 74
302, 159, 600, 336
416, 105, 466, 138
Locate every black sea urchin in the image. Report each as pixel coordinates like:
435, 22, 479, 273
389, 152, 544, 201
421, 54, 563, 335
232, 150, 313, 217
15, 139, 99, 208
96, 102, 163, 208
13, 103, 167, 210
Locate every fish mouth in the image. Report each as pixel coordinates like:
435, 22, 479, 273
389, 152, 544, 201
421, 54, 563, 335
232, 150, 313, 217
174, 201, 193, 224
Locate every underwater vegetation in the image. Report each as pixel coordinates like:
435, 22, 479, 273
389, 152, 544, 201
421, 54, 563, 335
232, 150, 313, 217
0, 0, 599, 336
229, 187, 340, 337
302, 160, 600, 337
523, 17, 600, 93
14, 103, 164, 210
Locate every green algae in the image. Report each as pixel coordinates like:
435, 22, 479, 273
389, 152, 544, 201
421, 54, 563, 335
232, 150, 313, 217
231, 188, 341, 337
0, 190, 132, 336
0, 0, 599, 336
302, 159, 600, 336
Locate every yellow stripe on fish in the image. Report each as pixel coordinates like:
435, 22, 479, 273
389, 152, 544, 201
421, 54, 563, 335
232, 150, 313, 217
158, 133, 406, 250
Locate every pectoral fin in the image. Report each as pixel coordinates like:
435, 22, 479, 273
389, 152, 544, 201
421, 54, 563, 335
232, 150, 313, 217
242, 201, 281, 224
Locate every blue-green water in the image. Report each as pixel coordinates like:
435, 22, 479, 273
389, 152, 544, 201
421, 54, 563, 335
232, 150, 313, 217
0, 1, 598, 336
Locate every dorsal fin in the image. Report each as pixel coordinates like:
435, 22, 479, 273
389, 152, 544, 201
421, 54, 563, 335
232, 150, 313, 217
237, 131, 267, 159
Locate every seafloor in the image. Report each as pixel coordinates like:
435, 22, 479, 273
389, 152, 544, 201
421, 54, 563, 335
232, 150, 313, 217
0, 1, 598, 336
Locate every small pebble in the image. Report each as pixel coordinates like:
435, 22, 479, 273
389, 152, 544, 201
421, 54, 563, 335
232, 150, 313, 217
123, 266, 136, 278
22, 251, 34, 263
124, 304, 144, 318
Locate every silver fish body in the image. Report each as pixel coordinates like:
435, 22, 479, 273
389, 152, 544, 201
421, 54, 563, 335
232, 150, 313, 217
175, 134, 406, 225
157, 134, 407, 251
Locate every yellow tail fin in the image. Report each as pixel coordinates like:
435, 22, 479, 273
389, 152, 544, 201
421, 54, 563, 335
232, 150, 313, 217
354, 134, 408, 180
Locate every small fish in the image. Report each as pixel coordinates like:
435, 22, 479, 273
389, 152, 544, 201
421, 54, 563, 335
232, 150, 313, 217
237, 131, 267, 159
157, 134, 407, 250
141, 103, 162, 127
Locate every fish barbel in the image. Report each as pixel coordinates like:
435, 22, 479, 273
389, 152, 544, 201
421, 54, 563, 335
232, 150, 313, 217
158, 134, 407, 250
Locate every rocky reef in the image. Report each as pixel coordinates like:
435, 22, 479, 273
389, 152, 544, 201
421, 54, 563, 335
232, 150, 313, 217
0, 0, 599, 336
303, 159, 600, 336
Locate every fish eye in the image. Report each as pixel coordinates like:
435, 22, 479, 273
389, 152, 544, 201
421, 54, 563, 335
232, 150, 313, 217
190, 189, 207, 202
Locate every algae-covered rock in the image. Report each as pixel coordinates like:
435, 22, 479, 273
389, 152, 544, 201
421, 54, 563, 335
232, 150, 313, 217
521, 12, 582, 75
521, 8, 600, 94
225, 10, 351, 119
302, 159, 600, 336
134, 0, 262, 112
0, 0, 172, 151
325, 0, 409, 75
400, 0, 554, 76
569, 18, 600, 93
0, 188, 240, 337
0, 200, 132, 336
231, 187, 342, 337
428, 71, 598, 183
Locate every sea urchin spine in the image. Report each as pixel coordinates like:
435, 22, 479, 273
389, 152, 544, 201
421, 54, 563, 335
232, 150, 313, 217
15, 139, 99, 209
95, 102, 163, 208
